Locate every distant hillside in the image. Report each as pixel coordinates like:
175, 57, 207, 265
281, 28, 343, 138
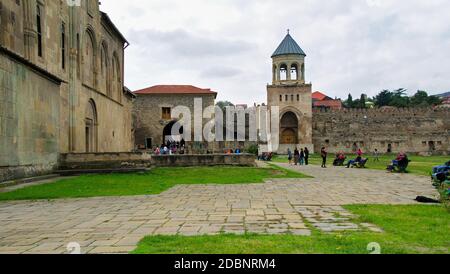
435, 92, 450, 97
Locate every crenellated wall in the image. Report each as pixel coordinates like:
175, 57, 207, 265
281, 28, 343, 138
312, 107, 450, 155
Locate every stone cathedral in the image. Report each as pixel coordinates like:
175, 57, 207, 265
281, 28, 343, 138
0, 0, 135, 181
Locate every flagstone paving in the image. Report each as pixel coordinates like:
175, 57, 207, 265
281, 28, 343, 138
0, 163, 438, 254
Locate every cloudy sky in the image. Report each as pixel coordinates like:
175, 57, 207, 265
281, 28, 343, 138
101, 0, 450, 104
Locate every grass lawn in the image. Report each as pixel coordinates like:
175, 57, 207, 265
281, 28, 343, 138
0, 165, 309, 201
132, 205, 450, 254
272, 154, 449, 176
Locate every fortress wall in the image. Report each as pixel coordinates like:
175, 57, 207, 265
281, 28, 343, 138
312, 107, 450, 155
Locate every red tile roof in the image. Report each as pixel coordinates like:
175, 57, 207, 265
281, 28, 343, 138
312, 91, 331, 101
134, 85, 218, 96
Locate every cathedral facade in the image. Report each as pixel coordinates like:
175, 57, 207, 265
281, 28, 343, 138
0, 0, 134, 181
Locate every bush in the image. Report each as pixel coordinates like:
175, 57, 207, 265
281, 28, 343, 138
246, 144, 259, 155
439, 181, 450, 210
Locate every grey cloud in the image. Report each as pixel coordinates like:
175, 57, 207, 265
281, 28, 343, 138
129, 29, 255, 58
199, 67, 242, 78
102, 0, 450, 104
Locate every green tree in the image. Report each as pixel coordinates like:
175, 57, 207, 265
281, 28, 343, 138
360, 94, 367, 108
427, 95, 442, 106
344, 93, 354, 108
216, 101, 234, 111
389, 88, 410, 107
411, 90, 429, 106
374, 90, 393, 107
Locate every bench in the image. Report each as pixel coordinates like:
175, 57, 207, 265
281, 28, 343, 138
350, 158, 368, 168
387, 160, 411, 173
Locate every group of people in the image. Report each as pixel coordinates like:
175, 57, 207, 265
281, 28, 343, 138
154, 141, 186, 155
322, 148, 372, 169
225, 148, 242, 155
344, 148, 367, 168
259, 152, 273, 161
288, 147, 310, 166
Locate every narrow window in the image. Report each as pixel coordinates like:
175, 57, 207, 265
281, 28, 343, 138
291, 94, 294, 101
37, 5, 43, 57
285, 95, 288, 101
61, 22, 66, 69
162, 107, 171, 120
297, 94, 300, 101
280, 95, 282, 102
76, 33, 80, 77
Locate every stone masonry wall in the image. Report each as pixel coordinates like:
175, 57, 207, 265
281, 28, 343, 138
0, 53, 60, 181
0, 1, 133, 182
59, 152, 256, 170
312, 107, 450, 155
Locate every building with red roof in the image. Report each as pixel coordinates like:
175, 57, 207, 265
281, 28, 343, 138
134, 85, 217, 98
312, 91, 343, 110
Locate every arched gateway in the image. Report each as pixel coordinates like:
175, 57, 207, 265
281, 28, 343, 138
280, 112, 299, 144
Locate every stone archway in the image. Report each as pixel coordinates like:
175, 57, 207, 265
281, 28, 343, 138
280, 111, 299, 144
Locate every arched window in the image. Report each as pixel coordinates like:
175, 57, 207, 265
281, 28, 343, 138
279, 64, 288, 81
112, 53, 121, 102
100, 43, 109, 96
61, 23, 66, 69
290, 64, 298, 80
84, 30, 96, 87
36, 4, 43, 57
85, 99, 98, 152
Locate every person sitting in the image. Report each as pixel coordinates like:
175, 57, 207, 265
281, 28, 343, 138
387, 152, 409, 172
333, 152, 346, 166
346, 155, 363, 168
397, 153, 409, 169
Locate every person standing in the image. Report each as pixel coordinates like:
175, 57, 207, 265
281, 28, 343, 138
304, 147, 310, 166
288, 148, 293, 165
300, 148, 305, 166
373, 149, 380, 162
321, 147, 328, 168
294, 148, 300, 166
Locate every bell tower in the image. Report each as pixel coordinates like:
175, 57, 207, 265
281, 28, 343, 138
272, 29, 306, 85
267, 30, 313, 153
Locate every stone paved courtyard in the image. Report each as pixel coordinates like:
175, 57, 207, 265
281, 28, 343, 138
0, 163, 438, 254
